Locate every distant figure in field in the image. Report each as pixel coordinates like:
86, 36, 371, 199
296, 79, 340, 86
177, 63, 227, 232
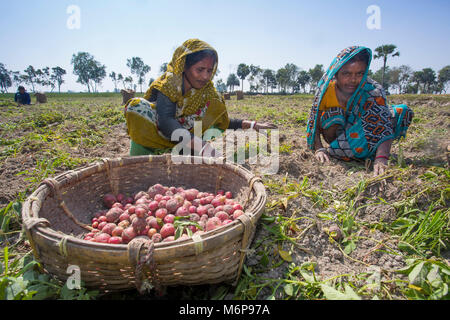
306, 46, 414, 176
35, 92, 47, 104
14, 86, 31, 105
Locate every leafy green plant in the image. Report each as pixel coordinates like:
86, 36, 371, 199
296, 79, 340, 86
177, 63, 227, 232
397, 258, 450, 300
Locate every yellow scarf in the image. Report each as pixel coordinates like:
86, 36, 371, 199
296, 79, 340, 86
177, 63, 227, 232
127, 39, 230, 150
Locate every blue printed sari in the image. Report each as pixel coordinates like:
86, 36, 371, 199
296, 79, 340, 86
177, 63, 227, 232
306, 46, 414, 160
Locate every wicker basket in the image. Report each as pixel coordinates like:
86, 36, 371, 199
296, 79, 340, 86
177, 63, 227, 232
21, 155, 266, 293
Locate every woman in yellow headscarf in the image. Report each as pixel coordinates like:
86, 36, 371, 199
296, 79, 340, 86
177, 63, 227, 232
124, 38, 276, 156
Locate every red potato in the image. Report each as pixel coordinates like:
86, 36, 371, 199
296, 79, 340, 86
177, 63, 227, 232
108, 236, 123, 244
184, 188, 199, 201
155, 208, 168, 219
91, 217, 98, 223
158, 200, 167, 209
134, 206, 147, 218
206, 217, 222, 231
92, 221, 99, 229
147, 228, 158, 238
215, 211, 229, 222
131, 217, 147, 233
103, 194, 117, 209
176, 234, 190, 241
148, 216, 163, 230
163, 214, 175, 224
189, 213, 200, 222
84, 236, 93, 241
233, 210, 245, 220
135, 198, 148, 206
192, 199, 201, 207
232, 203, 243, 211
166, 199, 179, 214
122, 227, 137, 243
162, 195, 171, 201
124, 196, 134, 205
174, 194, 185, 206
134, 191, 148, 201
116, 193, 125, 203
211, 198, 222, 208
94, 210, 107, 219
129, 214, 137, 222
175, 206, 189, 217
216, 190, 225, 196
196, 206, 208, 216
94, 232, 111, 243
222, 204, 234, 215
207, 208, 215, 218
225, 191, 233, 199
106, 207, 123, 223
112, 226, 124, 237
162, 236, 175, 243
154, 194, 164, 202
111, 202, 124, 210
213, 205, 224, 214
160, 223, 175, 238
101, 223, 117, 235
140, 225, 150, 236
98, 221, 107, 230
225, 199, 235, 205
188, 205, 197, 214
118, 220, 130, 229
127, 205, 136, 214
222, 219, 233, 225
151, 233, 162, 243
98, 215, 108, 223
119, 212, 130, 222
148, 200, 159, 212
147, 183, 166, 199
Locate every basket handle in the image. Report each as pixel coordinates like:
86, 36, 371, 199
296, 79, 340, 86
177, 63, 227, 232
242, 176, 263, 210
234, 213, 255, 286
127, 237, 163, 295
40, 178, 93, 231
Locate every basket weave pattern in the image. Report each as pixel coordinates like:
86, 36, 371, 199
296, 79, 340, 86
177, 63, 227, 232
21, 155, 266, 293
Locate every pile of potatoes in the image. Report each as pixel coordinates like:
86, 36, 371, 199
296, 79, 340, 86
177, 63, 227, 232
83, 184, 246, 244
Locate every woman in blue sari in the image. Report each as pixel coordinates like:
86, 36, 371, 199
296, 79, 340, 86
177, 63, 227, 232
306, 46, 414, 175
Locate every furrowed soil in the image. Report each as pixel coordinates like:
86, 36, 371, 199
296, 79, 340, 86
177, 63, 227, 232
0, 92, 448, 300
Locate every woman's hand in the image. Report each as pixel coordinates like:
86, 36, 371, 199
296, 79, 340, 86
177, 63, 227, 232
373, 157, 388, 176
315, 148, 330, 163
243, 120, 277, 131
254, 122, 278, 130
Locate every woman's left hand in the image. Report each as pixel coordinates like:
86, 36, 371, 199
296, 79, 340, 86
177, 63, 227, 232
373, 158, 388, 176
254, 122, 278, 131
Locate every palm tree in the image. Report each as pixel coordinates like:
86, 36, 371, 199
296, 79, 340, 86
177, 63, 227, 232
374, 44, 400, 89
236, 63, 250, 92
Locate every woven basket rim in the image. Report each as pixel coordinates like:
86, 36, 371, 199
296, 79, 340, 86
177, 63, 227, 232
22, 154, 267, 254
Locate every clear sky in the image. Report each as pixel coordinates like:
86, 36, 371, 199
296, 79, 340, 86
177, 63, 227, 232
1, 0, 449, 92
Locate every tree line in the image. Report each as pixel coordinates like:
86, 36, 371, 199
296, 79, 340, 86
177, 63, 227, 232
1, 44, 449, 95
0, 52, 154, 94
219, 45, 450, 95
